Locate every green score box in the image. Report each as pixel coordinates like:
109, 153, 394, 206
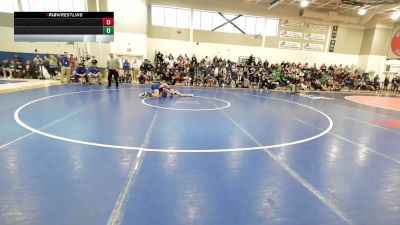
103, 26, 114, 35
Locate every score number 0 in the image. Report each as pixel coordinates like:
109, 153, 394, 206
102, 18, 114, 35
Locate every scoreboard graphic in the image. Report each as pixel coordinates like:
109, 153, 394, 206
14, 12, 114, 42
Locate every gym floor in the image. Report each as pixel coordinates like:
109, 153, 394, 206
0, 84, 399, 225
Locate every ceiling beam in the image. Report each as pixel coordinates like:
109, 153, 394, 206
317, 0, 338, 8
268, 0, 284, 9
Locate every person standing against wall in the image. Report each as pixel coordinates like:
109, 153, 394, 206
59, 52, 71, 83
107, 53, 120, 88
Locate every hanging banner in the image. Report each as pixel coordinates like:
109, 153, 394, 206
391, 29, 400, 56
304, 33, 326, 42
280, 19, 305, 29
278, 41, 301, 50
308, 23, 328, 31
280, 30, 303, 39
303, 43, 324, 52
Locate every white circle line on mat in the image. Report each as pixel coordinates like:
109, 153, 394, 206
14, 88, 333, 153
141, 96, 231, 111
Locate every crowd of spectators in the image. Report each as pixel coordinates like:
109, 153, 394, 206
148, 51, 399, 93
0, 52, 133, 84
1, 51, 399, 93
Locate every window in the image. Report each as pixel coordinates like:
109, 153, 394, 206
59, 0, 74, 11
21, 0, 86, 12
176, 9, 189, 28
164, 7, 177, 27
234, 16, 245, 33
151, 6, 164, 26
212, 12, 224, 30
21, 0, 30, 11
200, 11, 212, 30
265, 18, 279, 37
72, 0, 85, 11
0, 0, 19, 13
255, 17, 265, 35
30, 0, 45, 11
44, 0, 60, 11
193, 9, 265, 35
244, 16, 256, 34
193, 11, 201, 29
151, 5, 189, 29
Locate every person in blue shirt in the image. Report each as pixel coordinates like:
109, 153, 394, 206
87, 61, 102, 85
72, 63, 88, 85
59, 51, 71, 83
122, 59, 131, 83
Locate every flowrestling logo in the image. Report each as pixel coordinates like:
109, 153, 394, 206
46, 12, 83, 18
392, 29, 400, 56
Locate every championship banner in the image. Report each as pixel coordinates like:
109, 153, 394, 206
279, 41, 301, 50
280, 19, 304, 29
304, 33, 326, 42
308, 23, 328, 31
280, 30, 303, 39
303, 43, 324, 52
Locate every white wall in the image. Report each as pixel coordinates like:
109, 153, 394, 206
108, 0, 147, 34
358, 55, 387, 77
110, 32, 147, 57
147, 38, 360, 67
0, 27, 80, 56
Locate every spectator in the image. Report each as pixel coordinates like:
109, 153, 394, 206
392, 76, 399, 92
15, 60, 24, 78
383, 76, 389, 91
121, 60, 132, 83
1, 60, 10, 78
33, 55, 43, 67
13, 54, 21, 63
87, 61, 102, 85
70, 54, 77, 74
59, 51, 71, 83
49, 55, 58, 77
7, 60, 16, 79
43, 54, 50, 73
25, 60, 35, 78
72, 63, 88, 85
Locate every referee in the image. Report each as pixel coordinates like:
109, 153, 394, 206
107, 53, 120, 88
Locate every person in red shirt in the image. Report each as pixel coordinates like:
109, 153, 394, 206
70, 54, 76, 76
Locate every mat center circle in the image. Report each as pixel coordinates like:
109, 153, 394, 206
141, 96, 231, 111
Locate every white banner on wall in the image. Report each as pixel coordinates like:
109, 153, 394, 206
280, 30, 303, 39
304, 33, 326, 42
303, 43, 324, 52
279, 41, 301, 50
280, 19, 305, 29
308, 23, 328, 31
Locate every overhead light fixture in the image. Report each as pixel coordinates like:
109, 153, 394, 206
391, 11, 400, 20
300, 0, 309, 8
358, 8, 367, 16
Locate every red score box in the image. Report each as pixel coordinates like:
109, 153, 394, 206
102, 18, 114, 26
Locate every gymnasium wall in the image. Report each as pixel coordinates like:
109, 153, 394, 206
146, 0, 368, 55
333, 26, 364, 55
108, 0, 148, 57
0, 26, 80, 57
148, 26, 190, 41
193, 30, 262, 47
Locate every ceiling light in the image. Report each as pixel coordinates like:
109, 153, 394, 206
391, 11, 400, 20
300, 0, 309, 8
358, 8, 367, 16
